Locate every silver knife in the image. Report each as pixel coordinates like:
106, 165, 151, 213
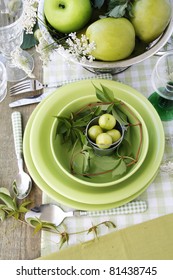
9, 74, 113, 108
9, 92, 50, 107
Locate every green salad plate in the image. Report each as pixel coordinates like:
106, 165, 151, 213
50, 94, 149, 187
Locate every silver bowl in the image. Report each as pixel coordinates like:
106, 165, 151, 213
38, 0, 173, 74
86, 116, 125, 156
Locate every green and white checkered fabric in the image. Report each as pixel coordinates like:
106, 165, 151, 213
41, 39, 173, 257
11, 111, 23, 158
79, 201, 147, 216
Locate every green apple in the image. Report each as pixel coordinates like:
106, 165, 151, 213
86, 17, 135, 61
107, 129, 121, 143
88, 125, 103, 142
130, 0, 171, 43
44, 0, 93, 34
98, 114, 116, 130
96, 133, 113, 149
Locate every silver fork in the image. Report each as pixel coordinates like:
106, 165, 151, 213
9, 74, 113, 96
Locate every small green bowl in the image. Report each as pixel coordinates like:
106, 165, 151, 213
50, 95, 149, 187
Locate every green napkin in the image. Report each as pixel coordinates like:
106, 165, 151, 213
38, 213, 173, 260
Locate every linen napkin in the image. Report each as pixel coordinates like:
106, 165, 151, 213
38, 213, 173, 260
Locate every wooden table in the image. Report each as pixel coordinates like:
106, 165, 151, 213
0, 50, 42, 260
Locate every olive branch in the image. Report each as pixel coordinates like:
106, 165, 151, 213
0, 187, 116, 249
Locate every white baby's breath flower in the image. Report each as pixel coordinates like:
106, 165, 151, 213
68, 32, 77, 40
64, 32, 96, 63
35, 30, 53, 66
88, 55, 95, 62
80, 56, 87, 63
23, 0, 38, 34
11, 47, 35, 78
66, 38, 74, 48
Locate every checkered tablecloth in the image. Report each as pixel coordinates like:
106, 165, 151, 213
41, 46, 173, 257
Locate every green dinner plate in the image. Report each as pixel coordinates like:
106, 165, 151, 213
23, 98, 158, 210
25, 80, 165, 205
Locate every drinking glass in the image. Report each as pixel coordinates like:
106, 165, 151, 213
0, 60, 7, 102
148, 52, 173, 121
0, 0, 34, 82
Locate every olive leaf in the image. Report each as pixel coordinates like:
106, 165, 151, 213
103, 221, 116, 229
26, 217, 58, 232
0, 187, 11, 196
0, 208, 6, 222
40, 221, 58, 231
101, 84, 116, 102
72, 112, 94, 127
87, 225, 98, 237
93, 105, 103, 116
106, 103, 115, 113
73, 105, 102, 125
26, 217, 40, 227
17, 200, 32, 214
117, 138, 132, 157
83, 145, 96, 174
73, 128, 87, 146
93, 83, 115, 102
0, 187, 32, 221
0, 190, 17, 211
55, 115, 89, 146
106, 0, 133, 18
87, 221, 116, 238
90, 156, 121, 172
33, 221, 44, 234
112, 106, 129, 126
55, 116, 71, 136
7, 210, 20, 220
34, 220, 58, 234
112, 158, 127, 177
21, 22, 39, 50
82, 150, 91, 174
59, 232, 69, 249
93, 83, 128, 125
7, 199, 32, 220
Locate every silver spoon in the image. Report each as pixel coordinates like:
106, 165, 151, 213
25, 201, 147, 227
11, 111, 32, 199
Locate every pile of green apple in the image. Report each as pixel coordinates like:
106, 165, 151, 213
44, 0, 171, 62
88, 113, 121, 149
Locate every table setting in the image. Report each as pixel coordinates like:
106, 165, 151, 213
0, 0, 173, 261
34, 51, 173, 259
